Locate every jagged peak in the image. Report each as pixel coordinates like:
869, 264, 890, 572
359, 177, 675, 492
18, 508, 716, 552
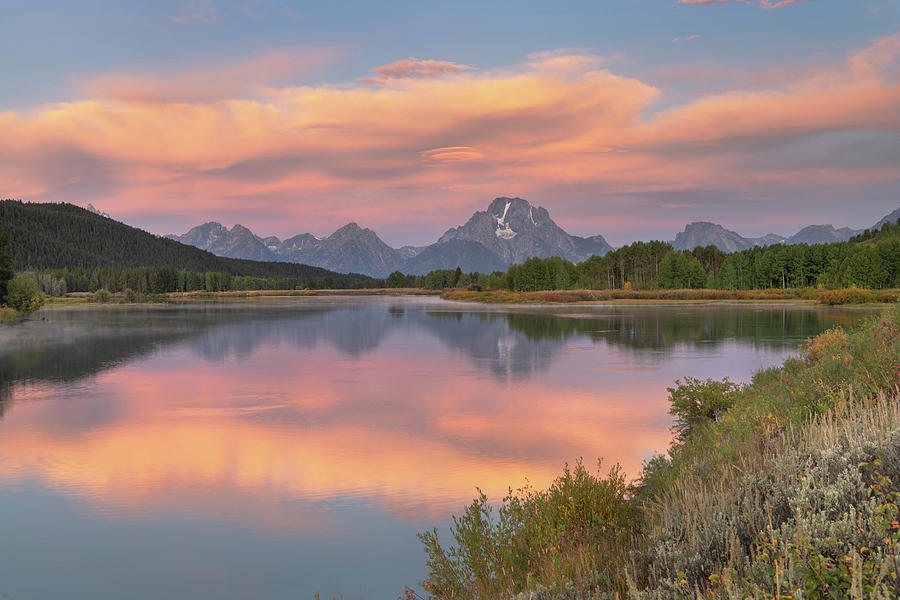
683, 221, 725, 229
333, 221, 365, 234
195, 221, 225, 229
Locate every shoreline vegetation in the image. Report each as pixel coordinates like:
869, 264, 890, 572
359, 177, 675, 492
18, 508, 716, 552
414, 305, 900, 599
441, 287, 900, 305
33, 286, 900, 309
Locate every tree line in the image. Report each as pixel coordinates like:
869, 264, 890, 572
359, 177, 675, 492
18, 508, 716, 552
0, 200, 373, 288
1, 229, 46, 315
28, 266, 369, 295
400, 219, 900, 292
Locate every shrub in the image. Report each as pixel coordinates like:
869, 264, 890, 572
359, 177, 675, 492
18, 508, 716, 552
667, 377, 742, 441
5, 274, 45, 313
805, 326, 850, 362
419, 459, 637, 599
818, 287, 877, 305
642, 396, 900, 598
92, 288, 112, 303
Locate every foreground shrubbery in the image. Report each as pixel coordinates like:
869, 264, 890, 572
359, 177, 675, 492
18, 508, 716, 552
419, 307, 900, 599
419, 461, 637, 599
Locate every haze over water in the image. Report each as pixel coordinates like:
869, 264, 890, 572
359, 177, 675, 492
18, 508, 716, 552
0, 298, 876, 598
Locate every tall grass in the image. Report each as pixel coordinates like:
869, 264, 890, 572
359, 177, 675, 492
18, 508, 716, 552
0, 306, 20, 323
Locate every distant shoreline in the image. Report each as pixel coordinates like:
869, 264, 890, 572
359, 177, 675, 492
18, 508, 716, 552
439, 287, 900, 305
37, 286, 899, 308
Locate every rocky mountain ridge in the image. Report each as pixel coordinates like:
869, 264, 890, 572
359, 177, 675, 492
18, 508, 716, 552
670, 213, 900, 252
168, 197, 614, 277
168, 199, 900, 277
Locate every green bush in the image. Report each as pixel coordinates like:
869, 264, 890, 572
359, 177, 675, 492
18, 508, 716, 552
92, 288, 112, 303
805, 326, 850, 362
5, 274, 45, 313
419, 460, 637, 599
667, 377, 742, 441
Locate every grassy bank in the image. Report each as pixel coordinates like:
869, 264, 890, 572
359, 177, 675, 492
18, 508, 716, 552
38, 286, 900, 308
418, 306, 900, 599
167, 288, 441, 299
442, 287, 900, 305
44, 287, 442, 305
0, 307, 21, 323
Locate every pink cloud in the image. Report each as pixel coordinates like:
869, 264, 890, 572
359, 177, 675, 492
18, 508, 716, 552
1, 36, 899, 240
421, 146, 486, 164
358, 58, 473, 85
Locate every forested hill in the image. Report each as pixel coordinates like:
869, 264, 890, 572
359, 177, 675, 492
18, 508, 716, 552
0, 200, 373, 285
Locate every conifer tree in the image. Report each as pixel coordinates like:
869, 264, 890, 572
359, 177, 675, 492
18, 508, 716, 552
0, 230, 13, 305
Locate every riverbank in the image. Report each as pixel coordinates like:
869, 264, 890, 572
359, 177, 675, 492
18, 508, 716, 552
442, 287, 900, 305
37, 286, 900, 309
0, 307, 20, 323
418, 305, 900, 599
44, 288, 441, 306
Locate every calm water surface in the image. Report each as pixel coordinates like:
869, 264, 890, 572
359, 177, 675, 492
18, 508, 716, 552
0, 297, 877, 599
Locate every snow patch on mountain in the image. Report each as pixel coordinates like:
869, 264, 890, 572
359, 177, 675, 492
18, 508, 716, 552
495, 199, 517, 239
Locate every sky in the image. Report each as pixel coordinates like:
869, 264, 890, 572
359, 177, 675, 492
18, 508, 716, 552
1, 0, 899, 247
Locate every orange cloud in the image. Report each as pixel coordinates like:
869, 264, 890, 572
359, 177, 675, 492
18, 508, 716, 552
358, 58, 473, 85
421, 146, 486, 164
1, 37, 898, 238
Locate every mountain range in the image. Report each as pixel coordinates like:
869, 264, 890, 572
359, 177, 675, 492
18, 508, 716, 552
167, 197, 614, 278
671, 222, 861, 252
167, 198, 900, 277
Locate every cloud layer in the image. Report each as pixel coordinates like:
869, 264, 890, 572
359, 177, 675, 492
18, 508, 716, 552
1, 34, 899, 241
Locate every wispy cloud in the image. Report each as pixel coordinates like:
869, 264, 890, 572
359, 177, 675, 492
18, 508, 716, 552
678, 0, 812, 8
74, 48, 338, 102
170, 0, 219, 24
240, 1, 302, 21
421, 146, 486, 164
672, 34, 702, 42
358, 58, 474, 85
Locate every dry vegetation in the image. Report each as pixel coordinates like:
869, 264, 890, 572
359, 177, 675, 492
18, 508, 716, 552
442, 287, 900, 305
